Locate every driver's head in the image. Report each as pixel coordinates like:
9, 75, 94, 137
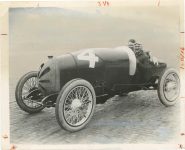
128, 39, 136, 44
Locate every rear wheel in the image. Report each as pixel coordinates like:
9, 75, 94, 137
55, 79, 96, 132
15, 71, 44, 113
157, 68, 180, 106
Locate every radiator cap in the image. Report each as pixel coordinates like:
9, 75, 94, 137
48, 56, 53, 59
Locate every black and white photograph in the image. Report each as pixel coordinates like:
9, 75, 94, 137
0, 0, 185, 149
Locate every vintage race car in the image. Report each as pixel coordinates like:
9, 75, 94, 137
15, 45, 180, 132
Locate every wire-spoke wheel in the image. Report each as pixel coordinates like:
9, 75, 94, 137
55, 79, 96, 132
157, 68, 180, 106
15, 71, 45, 113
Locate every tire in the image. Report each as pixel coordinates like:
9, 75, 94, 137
55, 79, 96, 132
157, 68, 180, 106
15, 71, 45, 113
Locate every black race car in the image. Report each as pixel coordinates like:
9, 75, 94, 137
15, 45, 180, 132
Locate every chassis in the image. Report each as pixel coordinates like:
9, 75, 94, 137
15, 46, 180, 132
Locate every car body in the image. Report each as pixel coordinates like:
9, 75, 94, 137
38, 46, 166, 98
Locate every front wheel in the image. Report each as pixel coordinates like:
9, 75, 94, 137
157, 68, 180, 106
55, 79, 96, 132
15, 71, 45, 113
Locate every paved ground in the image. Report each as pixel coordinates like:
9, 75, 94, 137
10, 89, 181, 144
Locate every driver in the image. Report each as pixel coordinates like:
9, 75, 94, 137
128, 39, 158, 66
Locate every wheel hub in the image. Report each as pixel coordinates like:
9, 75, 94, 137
163, 72, 180, 101
165, 82, 176, 92
71, 99, 82, 109
63, 85, 93, 126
